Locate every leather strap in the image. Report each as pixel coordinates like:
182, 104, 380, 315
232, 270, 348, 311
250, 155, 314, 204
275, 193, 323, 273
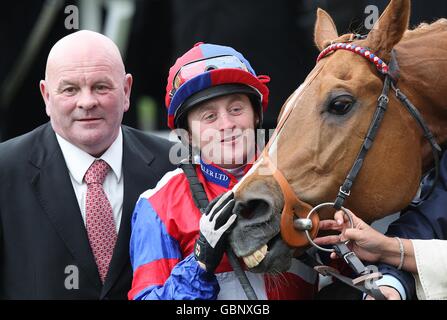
391, 83, 442, 204
333, 242, 367, 275
299, 250, 386, 300
334, 74, 392, 209
179, 160, 209, 211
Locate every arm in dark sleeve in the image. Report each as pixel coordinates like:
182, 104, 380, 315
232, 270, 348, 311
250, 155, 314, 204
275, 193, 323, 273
379, 167, 447, 299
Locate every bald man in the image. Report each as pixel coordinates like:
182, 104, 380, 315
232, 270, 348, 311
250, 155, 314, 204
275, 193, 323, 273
0, 31, 176, 299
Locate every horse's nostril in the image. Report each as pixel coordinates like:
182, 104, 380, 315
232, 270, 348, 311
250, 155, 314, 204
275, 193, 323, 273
237, 204, 254, 219
236, 199, 271, 220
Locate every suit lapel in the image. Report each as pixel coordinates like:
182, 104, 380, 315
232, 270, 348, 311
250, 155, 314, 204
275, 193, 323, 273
101, 126, 155, 298
29, 124, 102, 290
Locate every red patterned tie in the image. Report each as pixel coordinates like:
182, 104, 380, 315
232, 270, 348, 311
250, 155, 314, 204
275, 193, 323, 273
84, 159, 117, 283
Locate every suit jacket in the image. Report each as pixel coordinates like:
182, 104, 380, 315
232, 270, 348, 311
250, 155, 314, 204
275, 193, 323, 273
0, 123, 176, 299
379, 151, 447, 299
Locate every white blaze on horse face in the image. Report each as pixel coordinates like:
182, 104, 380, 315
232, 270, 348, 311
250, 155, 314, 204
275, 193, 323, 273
268, 63, 325, 163
233, 64, 324, 193
268, 86, 303, 158
276, 83, 306, 128
232, 86, 304, 193
232, 156, 261, 192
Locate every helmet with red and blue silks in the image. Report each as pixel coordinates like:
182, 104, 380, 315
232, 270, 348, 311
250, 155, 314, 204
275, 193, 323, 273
165, 42, 270, 129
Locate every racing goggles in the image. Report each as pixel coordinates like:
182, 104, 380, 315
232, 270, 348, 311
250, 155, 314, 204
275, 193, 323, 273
170, 55, 250, 97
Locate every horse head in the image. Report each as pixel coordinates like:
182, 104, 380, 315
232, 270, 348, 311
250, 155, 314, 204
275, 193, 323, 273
230, 0, 447, 273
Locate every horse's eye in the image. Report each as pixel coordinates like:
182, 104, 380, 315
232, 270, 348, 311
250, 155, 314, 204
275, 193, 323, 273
328, 97, 354, 115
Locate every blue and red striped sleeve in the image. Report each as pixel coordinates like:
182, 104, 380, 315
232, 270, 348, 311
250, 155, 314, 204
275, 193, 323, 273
128, 171, 219, 300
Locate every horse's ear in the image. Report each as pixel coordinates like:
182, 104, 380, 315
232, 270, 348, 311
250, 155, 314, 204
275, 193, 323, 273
366, 0, 410, 59
314, 8, 339, 51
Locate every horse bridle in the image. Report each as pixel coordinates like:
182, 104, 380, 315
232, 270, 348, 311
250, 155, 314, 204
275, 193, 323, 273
318, 43, 442, 211
261, 39, 442, 299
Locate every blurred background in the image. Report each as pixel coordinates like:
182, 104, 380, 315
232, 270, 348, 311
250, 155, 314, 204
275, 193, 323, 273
1, 0, 446, 142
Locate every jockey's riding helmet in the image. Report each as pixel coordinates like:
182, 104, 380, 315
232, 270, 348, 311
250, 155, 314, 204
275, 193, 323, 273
165, 42, 270, 130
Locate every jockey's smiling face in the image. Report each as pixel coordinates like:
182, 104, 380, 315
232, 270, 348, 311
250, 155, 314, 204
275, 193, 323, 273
187, 93, 258, 169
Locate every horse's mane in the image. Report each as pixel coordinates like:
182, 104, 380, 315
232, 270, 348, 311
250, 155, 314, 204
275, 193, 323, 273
402, 18, 447, 40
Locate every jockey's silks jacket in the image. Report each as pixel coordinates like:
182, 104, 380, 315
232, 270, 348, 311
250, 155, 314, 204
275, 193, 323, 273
128, 160, 318, 300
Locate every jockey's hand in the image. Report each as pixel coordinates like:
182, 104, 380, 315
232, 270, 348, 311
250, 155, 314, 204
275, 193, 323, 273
365, 286, 402, 300
313, 208, 389, 263
194, 191, 237, 273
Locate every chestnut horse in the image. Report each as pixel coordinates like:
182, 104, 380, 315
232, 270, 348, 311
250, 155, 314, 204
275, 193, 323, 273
229, 0, 447, 273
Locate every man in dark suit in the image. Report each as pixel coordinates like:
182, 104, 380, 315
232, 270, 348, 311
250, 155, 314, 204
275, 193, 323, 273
0, 30, 176, 299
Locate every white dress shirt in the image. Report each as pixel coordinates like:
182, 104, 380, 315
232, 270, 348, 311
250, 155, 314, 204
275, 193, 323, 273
56, 130, 124, 233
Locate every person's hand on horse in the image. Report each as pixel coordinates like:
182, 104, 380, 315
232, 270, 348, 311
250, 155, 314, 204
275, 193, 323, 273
194, 191, 237, 273
313, 208, 390, 263
314, 210, 403, 300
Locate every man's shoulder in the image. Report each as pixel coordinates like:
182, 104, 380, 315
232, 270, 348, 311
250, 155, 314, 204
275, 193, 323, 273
122, 126, 177, 152
121, 126, 188, 172
0, 123, 50, 163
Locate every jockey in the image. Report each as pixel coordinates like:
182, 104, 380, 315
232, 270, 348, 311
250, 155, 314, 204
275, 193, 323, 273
128, 43, 318, 300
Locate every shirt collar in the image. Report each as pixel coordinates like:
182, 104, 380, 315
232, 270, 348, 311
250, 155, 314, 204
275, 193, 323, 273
55, 129, 123, 184
199, 158, 252, 188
